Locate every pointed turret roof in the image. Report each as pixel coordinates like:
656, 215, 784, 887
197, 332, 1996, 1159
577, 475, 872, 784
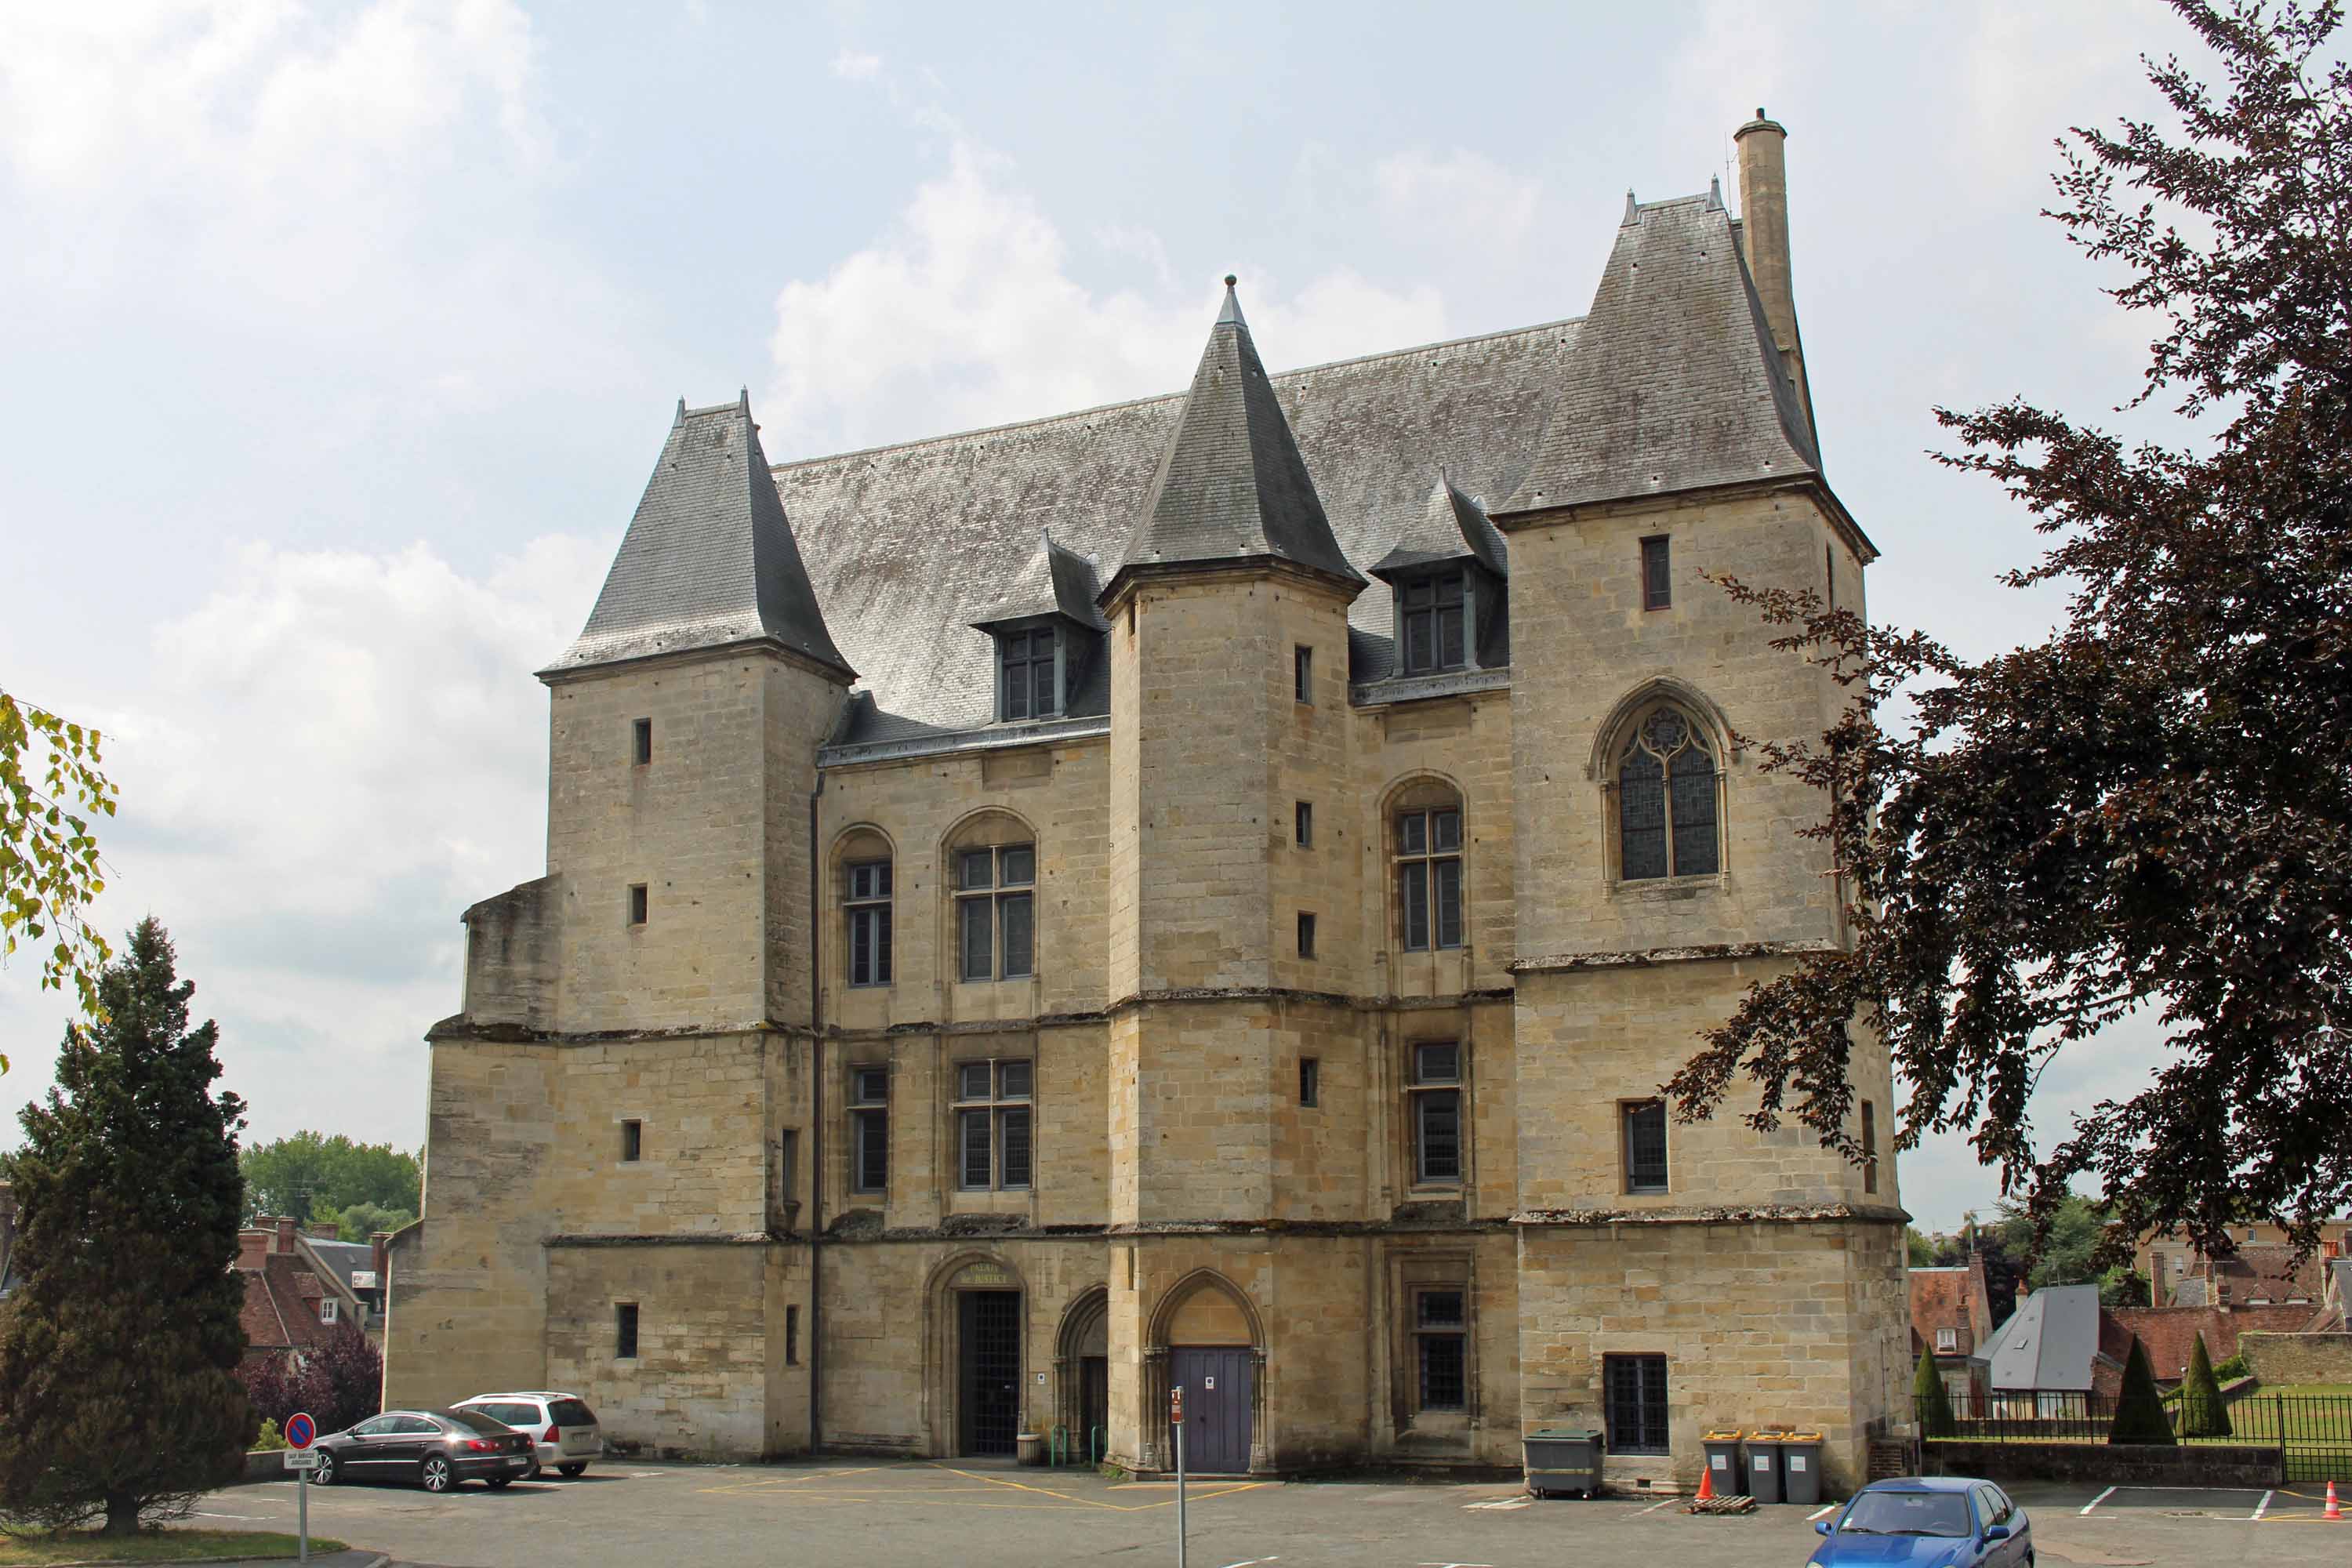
546, 393, 853, 679
1497, 193, 1818, 516
1370, 473, 1508, 581
974, 530, 1109, 631
1105, 278, 1365, 595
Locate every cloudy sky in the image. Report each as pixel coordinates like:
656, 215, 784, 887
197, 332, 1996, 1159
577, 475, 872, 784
0, 1, 2216, 1229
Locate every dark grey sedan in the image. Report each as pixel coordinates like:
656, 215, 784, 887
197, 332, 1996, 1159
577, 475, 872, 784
309, 1408, 535, 1493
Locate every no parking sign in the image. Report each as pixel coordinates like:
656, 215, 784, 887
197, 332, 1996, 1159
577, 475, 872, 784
285, 1411, 316, 1449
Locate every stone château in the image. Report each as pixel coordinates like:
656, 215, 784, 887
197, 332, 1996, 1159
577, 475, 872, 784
384, 110, 1909, 1490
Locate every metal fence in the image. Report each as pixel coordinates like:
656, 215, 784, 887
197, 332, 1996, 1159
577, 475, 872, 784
1920, 1390, 2352, 1481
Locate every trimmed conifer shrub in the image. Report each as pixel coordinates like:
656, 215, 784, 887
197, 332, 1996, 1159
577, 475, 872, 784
2180, 1331, 2233, 1438
1913, 1346, 1958, 1437
2109, 1336, 2177, 1446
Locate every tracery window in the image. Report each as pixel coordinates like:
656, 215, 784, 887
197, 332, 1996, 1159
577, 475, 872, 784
1617, 707, 1719, 880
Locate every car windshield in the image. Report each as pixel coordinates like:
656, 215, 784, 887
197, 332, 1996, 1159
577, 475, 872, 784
1839, 1491, 1973, 1537
441, 1409, 514, 1435
549, 1399, 596, 1426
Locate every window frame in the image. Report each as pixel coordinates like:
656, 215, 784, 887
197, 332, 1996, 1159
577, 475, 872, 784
1613, 705, 1720, 883
996, 625, 1063, 722
1297, 910, 1316, 960
1621, 1099, 1668, 1194
1407, 1041, 1464, 1188
1935, 1326, 1958, 1353
1640, 535, 1671, 611
1398, 570, 1470, 676
850, 1068, 890, 1196
1412, 1287, 1468, 1412
1298, 1056, 1319, 1108
320, 1297, 339, 1325
1395, 808, 1465, 952
953, 1058, 1034, 1192
632, 717, 652, 765
1294, 800, 1312, 848
628, 884, 648, 926
615, 1301, 641, 1361
955, 844, 1037, 982
1860, 1099, 1878, 1194
1602, 1352, 1670, 1455
845, 858, 894, 988
620, 1119, 644, 1164
1294, 644, 1313, 703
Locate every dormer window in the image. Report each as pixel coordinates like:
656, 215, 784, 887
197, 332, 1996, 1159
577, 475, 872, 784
998, 626, 1062, 720
1400, 572, 1468, 675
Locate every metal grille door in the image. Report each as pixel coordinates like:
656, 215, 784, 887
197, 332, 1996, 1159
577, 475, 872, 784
958, 1291, 1022, 1457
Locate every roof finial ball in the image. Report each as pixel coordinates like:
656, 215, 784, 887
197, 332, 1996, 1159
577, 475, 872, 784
1224, 274, 1237, 288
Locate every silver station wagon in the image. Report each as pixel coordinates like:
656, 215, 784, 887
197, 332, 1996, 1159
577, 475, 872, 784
455, 1391, 605, 1478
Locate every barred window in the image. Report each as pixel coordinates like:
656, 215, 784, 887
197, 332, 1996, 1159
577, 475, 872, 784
957, 844, 1036, 982
851, 1068, 889, 1196
1604, 1353, 1668, 1454
1622, 1100, 1668, 1194
1410, 1042, 1462, 1185
846, 858, 893, 987
1397, 808, 1464, 952
955, 1059, 1033, 1191
1617, 706, 1718, 881
1414, 1289, 1467, 1411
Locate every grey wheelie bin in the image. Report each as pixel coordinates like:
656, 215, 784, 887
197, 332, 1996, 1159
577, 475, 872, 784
1523, 1427, 1604, 1498
1700, 1428, 1748, 1496
1778, 1429, 1825, 1505
1746, 1428, 1788, 1502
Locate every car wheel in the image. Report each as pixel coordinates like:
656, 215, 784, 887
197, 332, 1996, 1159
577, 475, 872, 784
310, 1451, 337, 1486
558, 1462, 588, 1478
421, 1455, 456, 1494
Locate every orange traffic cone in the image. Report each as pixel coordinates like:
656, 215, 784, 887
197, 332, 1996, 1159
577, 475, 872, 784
2326, 1479, 2342, 1520
1695, 1460, 1717, 1502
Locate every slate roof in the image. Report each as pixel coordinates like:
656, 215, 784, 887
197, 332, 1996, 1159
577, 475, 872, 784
548, 394, 853, 680
2214, 1245, 2324, 1304
975, 531, 1110, 632
779, 314, 1578, 744
1499, 191, 1819, 516
1370, 475, 1507, 580
1109, 280, 1364, 593
1978, 1283, 2109, 1392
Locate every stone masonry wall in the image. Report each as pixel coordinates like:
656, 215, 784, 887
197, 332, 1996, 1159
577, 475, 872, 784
2238, 1331, 2352, 1386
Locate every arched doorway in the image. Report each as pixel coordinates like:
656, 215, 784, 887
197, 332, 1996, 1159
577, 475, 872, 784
940, 1255, 1025, 1457
1146, 1270, 1265, 1475
1054, 1287, 1109, 1461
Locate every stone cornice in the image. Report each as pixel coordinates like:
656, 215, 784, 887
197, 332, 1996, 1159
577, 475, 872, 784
1510, 939, 1838, 975
1511, 1201, 1911, 1228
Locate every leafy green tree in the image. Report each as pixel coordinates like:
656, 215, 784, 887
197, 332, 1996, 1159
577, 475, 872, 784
318, 1199, 416, 1243
1913, 1347, 1957, 1438
1906, 1227, 1940, 1268
1667, 1, 2352, 1260
0, 688, 120, 1067
2100, 1266, 2152, 1308
0, 920, 255, 1535
2180, 1333, 2233, 1437
2110, 1338, 2178, 1446
240, 1132, 421, 1224
1995, 1195, 2113, 1290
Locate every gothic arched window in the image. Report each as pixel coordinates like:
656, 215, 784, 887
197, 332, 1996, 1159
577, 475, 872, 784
1617, 707, 1719, 880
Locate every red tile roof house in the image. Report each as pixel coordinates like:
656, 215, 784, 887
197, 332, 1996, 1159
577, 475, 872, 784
2140, 1222, 2350, 1305
1909, 1253, 1995, 1411
237, 1215, 367, 1367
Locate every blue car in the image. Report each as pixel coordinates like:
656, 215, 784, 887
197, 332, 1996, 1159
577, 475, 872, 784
1807, 1476, 2033, 1567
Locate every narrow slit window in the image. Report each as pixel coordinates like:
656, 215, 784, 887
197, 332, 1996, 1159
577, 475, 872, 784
777, 1127, 799, 1208
1409, 1042, 1462, 1185
851, 1068, 890, 1196
628, 884, 648, 926
1294, 644, 1313, 703
1641, 535, 1671, 610
632, 717, 652, 764
620, 1120, 643, 1163
1861, 1100, 1878, 1194
1622, 1100, 1668, 1193
615, 1303, 640, 1360
1295, 800, 1313, 848
846, 858, 894, 986
786, 1305, 800, 1366
1299, 1057, 1320, 1108
1297, 911, 1316, 960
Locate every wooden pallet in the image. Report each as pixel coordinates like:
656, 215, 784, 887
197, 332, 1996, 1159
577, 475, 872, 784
1684, 1494, 1757, 1515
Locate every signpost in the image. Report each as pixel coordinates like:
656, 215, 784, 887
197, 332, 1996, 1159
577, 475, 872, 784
1171, 1385, 1185, 1568
285, 1412, 316, 1564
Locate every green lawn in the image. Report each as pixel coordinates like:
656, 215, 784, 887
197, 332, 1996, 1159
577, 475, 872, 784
0, 1530, 347, 1564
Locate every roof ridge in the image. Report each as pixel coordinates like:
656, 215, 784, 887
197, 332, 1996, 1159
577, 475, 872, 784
769, 314, 1587, 474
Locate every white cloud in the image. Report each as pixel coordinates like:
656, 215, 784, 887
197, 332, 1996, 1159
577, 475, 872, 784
0, 534, 612, 1149
765, 138, 1446, 453
829, 48, 883, 81
1374, 150, 1541, 248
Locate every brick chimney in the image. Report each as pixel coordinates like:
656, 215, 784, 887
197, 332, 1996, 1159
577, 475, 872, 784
274, 1215, 299, 1255
1733, 107, 1812, 426
370, 1231, 391, 1283
309, 1221, 339, 1240
238, 1227, 270, 1270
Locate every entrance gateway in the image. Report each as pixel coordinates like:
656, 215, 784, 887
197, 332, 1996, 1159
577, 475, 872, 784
958, 1287, 1022, 1457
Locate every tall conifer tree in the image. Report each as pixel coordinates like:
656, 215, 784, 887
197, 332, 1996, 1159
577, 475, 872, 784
0, 920, 256, 1536
2180, 1331, 2232, 1438
2108, 1337, 2178, 1446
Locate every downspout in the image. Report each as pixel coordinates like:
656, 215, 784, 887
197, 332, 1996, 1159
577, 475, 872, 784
808, 771, 826, 1457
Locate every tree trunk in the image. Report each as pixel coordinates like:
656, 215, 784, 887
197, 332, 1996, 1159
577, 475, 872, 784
103, 1493, 140, 1537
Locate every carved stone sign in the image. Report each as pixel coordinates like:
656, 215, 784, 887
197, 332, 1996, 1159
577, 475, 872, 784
952, 1259, 1017, 1290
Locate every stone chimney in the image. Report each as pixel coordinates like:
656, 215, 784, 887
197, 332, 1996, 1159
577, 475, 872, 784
1734, 107, 1812, 426
274, 1214, 299, 1255
370, 1231, 391, 1284
309, 1221, 339, 1241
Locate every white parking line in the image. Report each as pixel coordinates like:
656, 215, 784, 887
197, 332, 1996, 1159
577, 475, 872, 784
1806, 1503, 1837, 1520
1635, 1497, 1677, 1515
2252, 1490, 2274, 1520
2081, 1485, 2117, 1515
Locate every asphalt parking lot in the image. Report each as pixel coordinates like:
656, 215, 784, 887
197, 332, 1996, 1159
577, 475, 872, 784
195, 1463, 2352, 1566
